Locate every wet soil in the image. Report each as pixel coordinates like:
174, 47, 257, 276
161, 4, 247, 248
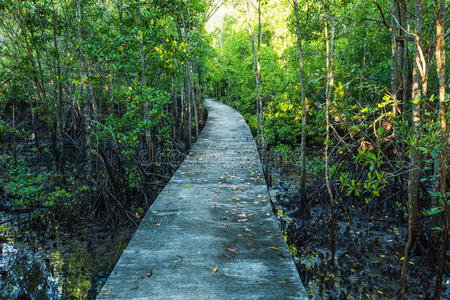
268, 164, 449, 299
0, 215, 134, 299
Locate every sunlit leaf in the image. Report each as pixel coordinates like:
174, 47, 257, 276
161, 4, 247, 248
226, 247, 239, 252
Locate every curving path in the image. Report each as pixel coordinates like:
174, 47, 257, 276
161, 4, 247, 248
99, 99, 307, 299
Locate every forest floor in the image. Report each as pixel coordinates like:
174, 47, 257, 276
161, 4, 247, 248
0, 141, 186, 299
269, 159, 449, 299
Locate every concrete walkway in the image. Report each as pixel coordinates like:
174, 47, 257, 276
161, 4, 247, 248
99, 99, 307, 299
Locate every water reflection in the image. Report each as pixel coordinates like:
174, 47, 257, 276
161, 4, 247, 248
0, 243, 62, 299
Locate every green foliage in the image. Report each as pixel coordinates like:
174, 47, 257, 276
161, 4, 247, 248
3, 156, 50, 209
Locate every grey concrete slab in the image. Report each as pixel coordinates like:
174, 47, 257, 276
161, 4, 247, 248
98, 99, 307, 299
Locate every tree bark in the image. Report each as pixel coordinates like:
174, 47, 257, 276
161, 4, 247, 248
293, 0, 308, 205
432, 0, 447, 298
246, 0, 263, 149
398, 0, 410, 115
391, 0, 399, 116
322, 0, 336, 264
76, 0, 94, 175
401, 0, 425, 296
51, 0, 66, 174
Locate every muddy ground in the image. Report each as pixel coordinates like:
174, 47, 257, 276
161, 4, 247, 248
270, 182, 449, 299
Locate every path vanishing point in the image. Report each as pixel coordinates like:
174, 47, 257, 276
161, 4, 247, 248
99, 99, 307, 299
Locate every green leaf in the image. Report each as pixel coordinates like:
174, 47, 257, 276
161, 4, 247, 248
431, 227, 443, 231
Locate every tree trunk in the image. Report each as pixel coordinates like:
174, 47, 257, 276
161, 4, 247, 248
322, 1, 336, 264
391, 0, 399, 116
246, 0, 262, 149
51, 0, 66, 175
293, 0, 308, 205
401, 0, 425, 296
76, 0, 94, 175
432, 0, 447, 298
257, 0, 264, 150
399, 0, 410, 115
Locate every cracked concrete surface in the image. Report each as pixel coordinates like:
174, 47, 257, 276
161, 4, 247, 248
98, 99, 307, 299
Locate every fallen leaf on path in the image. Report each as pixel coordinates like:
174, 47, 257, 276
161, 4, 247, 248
279, 281, 287, 284
102, 290, 111, 296
147, 270, 152, 277
273, 233, 280, 237
270, 247, 280, 251
226, 247, 239, 252
185, 185, 192, 187
213, 267, 219, 273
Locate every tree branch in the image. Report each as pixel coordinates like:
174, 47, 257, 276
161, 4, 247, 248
372, 0, 391, 30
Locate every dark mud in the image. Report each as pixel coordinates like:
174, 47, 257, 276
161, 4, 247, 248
270, 183, 449, 299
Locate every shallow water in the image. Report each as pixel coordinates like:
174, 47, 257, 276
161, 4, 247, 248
1, 242, 62, 299
0, 220, 131, 300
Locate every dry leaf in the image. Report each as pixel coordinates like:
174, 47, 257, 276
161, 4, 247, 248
102, 290, 111, 296
226, 247, 239, 252
213, 266, 219, 273
273, 233, 280, 237
270, 247, 280, 251
147, 270, 152, 277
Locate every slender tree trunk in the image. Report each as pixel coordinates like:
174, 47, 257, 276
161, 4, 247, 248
135, 3, 155, 161
187, 69, 192, 149
401, 0, 425, 296
191, 62, 199, 139
246, 0, 262, 149
399, 0, 410, 115
51, 0, 66, 173
322, 2, 336, 264
432, 0, 447, 298
293, 0, 308, 205
76, 0, 93, 175
256, 0, 264, 150
391, 0, 399, 116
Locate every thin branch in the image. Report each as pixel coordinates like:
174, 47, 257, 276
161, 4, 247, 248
372, 0, 391, 30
